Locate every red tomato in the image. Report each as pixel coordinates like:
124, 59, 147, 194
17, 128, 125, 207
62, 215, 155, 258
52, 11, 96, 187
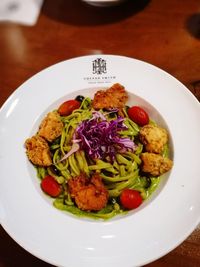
120, 189, 143, 210
58, 100, 80, 116
41, 175, 61, 197
128, 106, 149, 126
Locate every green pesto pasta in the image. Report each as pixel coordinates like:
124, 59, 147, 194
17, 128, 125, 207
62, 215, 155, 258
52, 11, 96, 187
30, 91, 172, 220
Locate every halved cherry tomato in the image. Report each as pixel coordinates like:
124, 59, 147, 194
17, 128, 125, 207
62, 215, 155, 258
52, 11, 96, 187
120, 189, 143, 210
41, 175, 61, 197
128, 106, 149, 126
58, 100, 80, 116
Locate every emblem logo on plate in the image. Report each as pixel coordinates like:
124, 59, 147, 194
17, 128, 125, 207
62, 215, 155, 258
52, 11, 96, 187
92, 58, 107, 75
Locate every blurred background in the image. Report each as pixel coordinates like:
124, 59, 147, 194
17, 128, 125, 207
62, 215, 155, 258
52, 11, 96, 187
0, 0, 200, 107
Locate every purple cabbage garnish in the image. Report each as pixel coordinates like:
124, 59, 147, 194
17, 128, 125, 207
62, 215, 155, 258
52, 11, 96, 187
73, 111, 136, 161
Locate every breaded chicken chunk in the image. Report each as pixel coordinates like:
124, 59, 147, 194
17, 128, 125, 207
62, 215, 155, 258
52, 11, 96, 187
68, 173, 109, 211
68, 173, 89, 198
139, 124, 168, 154
141, 152, 173, 176
92, 83, 128, 110
25, 135, 52, 166
38, 111, 63, 142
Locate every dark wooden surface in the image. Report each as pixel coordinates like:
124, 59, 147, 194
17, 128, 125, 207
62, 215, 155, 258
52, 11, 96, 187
0, 0, 200, 266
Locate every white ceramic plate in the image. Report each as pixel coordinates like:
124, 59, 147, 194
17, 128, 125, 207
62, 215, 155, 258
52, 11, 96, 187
0, 55, 200, 267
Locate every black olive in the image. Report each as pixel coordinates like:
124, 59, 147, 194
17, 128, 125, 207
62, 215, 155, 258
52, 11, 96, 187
52, 137, 60, 145
108, 112, 117, 118
102, 170, 113, 177
141, 176, 152, 188
110, 198, 117, 204
102, 108, 118, 118
49, 166, 60, 176
75, 95, 85, 102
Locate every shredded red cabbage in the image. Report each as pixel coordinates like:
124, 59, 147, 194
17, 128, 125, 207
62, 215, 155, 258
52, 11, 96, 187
73, 111, 136, 161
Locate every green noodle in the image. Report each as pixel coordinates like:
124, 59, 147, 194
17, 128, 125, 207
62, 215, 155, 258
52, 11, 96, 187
36, 96, 165, 220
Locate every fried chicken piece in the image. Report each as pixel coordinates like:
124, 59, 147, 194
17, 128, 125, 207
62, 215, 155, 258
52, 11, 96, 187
68, 173, 109, 211
38, 111, 63, 142
68, 173, 89, 198
92, 83, 128, 110
25, 135, 52, 166
139, 124, 168, 154
140, 152, 173, 176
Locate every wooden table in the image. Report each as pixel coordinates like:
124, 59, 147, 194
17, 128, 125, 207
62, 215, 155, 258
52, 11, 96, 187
0, 0, 200, 266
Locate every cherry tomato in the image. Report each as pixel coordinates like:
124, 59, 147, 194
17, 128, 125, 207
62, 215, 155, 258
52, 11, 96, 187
120, 189, 143, 210
41, 175, 61, 197
128, 106, 149, 126
58, 100, 80, 116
